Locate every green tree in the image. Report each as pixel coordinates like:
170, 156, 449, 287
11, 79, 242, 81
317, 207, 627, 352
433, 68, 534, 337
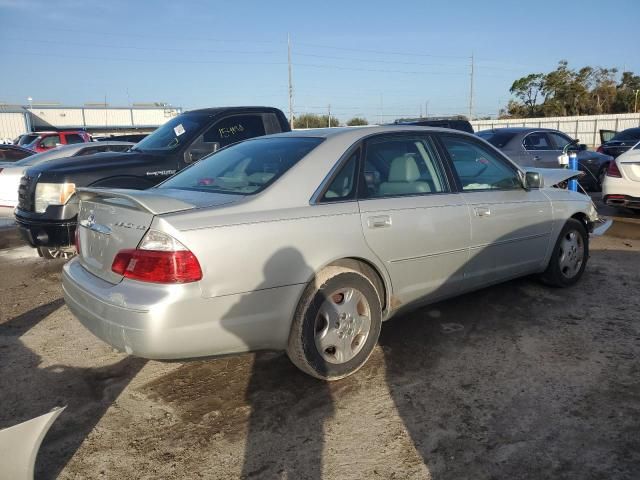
293, 113, 341, 129
509, 73, 545, 117
613, 71, 640, 113
346, 117, 368, 126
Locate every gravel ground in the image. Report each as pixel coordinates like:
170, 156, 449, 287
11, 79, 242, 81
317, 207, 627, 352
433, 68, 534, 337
0, 231, 638, 480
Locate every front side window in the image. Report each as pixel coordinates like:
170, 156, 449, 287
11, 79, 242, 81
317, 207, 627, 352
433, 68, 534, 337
40, 135, 60, 148
441, 135, 521, 191
523, 132, 552, 151
362, 136, 447, 198
202, 115, 266, 148
159, 137, 323, 195
547, 132, 573, 150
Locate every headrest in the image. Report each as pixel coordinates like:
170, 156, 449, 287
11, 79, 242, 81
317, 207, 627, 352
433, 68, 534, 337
388, 155, 420, 182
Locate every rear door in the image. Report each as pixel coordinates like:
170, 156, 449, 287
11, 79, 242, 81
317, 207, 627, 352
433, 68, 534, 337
438, 133, 553, 287
522, 131, 558, 168
357, 133, 471, 306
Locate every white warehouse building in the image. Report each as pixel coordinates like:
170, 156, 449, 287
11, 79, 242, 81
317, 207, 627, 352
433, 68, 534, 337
0, 104, 182, 142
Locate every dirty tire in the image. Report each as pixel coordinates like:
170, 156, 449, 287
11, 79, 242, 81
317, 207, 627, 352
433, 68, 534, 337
540, 218, 589, 287
37, 247, 75, 260
287, 266, 382, 381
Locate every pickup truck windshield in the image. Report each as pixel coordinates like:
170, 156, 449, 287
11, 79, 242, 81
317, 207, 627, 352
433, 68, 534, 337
134, 113, 211, 152
159, 137, 323, 195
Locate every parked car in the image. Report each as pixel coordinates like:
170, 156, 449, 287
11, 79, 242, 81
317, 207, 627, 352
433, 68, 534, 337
0, 144, 34, 163
23, 131, 92, 153
476, 127, 613, 191
62, 126, 597, 380
96, 133, 148, 143
393, 116, 474, 133
15, 107, 290, 258
597, 127, 640, 158
602, 140, 640, 212
0, 142, 133, 211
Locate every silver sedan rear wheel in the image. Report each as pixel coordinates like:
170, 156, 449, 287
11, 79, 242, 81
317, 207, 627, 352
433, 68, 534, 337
314, 287, 372, 364
287, 266, 382, 380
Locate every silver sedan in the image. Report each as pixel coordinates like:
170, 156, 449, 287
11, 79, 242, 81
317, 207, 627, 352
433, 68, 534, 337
62, 126, 598, 380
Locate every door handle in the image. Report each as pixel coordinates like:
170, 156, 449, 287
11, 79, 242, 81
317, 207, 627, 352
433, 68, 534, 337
367, 215, 392, 228
474, 206, 491, 217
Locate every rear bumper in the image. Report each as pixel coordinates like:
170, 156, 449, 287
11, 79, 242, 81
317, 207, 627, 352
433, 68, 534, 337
602, 176, 640, 209
62, 258, 303, 359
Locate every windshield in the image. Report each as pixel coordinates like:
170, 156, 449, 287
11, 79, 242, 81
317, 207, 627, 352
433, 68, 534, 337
612, 128, 640, 142
476, 131, 517, 148
133, 113, 211, 152
159, 137, 323, 195
17, 134, 38, 146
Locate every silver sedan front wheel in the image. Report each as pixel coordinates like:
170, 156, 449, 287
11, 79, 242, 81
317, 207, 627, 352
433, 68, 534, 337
558, 230, 585, 279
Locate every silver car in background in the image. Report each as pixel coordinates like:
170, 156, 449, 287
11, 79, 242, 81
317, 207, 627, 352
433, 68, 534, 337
63, 127, 597, 380
0, 141, 133, 208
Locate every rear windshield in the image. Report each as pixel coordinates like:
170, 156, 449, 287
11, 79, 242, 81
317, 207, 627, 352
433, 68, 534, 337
476, 131, 517, 148
159, 137, 323, 195
133, 113, 211, 152
612, 128, 640, 142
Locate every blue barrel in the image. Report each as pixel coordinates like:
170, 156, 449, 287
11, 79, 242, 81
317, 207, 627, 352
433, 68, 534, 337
568, 153, 578, 191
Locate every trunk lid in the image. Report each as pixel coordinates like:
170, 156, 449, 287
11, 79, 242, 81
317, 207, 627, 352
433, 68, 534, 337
76, 187, 240, 283
619, 150, 640, 182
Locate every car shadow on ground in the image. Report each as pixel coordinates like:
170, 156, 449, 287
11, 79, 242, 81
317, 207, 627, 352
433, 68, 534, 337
0, 298, 146, 479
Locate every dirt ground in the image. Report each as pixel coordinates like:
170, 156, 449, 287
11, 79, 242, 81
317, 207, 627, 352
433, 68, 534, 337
0, 230, 639, 479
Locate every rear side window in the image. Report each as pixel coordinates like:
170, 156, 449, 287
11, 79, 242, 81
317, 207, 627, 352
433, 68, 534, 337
65, 133, 85, 144
523, 132, 551, 150
76, 146, 104, 156
441, 135, 521, 191
363, 135, 448, 198
159, 137, 323, 195
0, 148, 31, 161
202, 115, 266, 147
321, 151, 359, 202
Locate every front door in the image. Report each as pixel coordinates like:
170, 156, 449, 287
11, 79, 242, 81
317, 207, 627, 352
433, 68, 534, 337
438, 134, 553, 288
522, 131, 560, 169
357, 133, 471, 307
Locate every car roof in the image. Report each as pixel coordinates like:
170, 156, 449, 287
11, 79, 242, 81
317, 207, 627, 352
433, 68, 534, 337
184, 106, 285, 115
477, 127, 564, 134
265, 125, 477, 142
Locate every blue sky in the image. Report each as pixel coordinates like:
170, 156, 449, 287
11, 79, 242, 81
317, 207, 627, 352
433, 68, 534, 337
1, 0, 638, 122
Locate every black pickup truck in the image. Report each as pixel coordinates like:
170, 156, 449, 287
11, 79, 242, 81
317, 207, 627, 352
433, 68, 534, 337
15, 106, 290, 258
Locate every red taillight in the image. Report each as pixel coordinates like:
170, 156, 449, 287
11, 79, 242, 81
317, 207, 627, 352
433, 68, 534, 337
111, 249, 202, 283
596, 145, 604, 153
606, 161, 622, 178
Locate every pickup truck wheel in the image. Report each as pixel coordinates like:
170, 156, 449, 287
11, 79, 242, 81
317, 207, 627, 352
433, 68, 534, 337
37, 247, 75, 260
540, 219, 588, 287
287, 266, 382, 381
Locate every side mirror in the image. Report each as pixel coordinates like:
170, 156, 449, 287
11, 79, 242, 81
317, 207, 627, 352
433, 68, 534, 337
524, 171, 543, 189
578, 144, 587, 151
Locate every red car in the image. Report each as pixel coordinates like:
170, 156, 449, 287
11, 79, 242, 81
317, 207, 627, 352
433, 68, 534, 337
25, 131, 92, 152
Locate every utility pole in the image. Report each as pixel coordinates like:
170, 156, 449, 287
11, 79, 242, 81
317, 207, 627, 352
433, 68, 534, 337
328, 104, 331, 127
419, 104, 422, 118
635, 89, 639, 114
469, 53, 474, 121
425, 100, 429, 118
287, 33, 294, 128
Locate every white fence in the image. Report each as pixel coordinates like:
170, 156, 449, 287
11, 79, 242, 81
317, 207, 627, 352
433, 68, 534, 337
471, 113, 640, 147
